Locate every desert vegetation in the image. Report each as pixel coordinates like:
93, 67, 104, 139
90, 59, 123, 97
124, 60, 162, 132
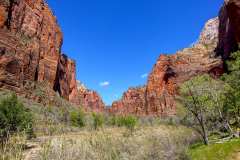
178, 51, 240, 159
0, 89, 199, 160
0, 94, 34, 143
36, 126, 195, 160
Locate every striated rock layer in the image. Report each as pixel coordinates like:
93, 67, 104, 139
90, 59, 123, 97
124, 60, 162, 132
0, 0, 105, 112
110, 0, 240, 116
74, 81, 105, 112
0, 0, 62, 92
110, 86, 146, 115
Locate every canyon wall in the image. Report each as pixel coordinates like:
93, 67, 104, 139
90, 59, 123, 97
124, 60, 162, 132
1, 0, 239, 115
0, 0, 62, 92
110, 0, 240, 116
110, 87, 146, 115
0, 0, 105, 111
73, 81, 105, 112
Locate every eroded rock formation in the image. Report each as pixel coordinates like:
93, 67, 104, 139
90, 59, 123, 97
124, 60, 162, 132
0, 0, 105, 112
73, 81, 105, 112
110, 87, 146, 115
110, 0, 240, 116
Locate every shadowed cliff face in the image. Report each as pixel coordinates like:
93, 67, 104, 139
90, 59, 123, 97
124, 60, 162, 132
0, 0, 105, 112
110, 0, 240, 116
0, 0, 63, 91
217, 0, 240, 59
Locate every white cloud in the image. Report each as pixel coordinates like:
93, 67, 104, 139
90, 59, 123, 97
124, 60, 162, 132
141, 73, 148, 79
99, 81, 110, 87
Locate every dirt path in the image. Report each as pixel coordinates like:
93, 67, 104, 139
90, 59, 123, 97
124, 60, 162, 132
236, 153, 240, 160
23, 142, 42, 160
22, 133, 89, 160
232, 152, 240, 160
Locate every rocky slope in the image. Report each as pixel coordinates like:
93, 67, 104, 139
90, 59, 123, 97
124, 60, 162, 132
0, 0, 105, 111
110, 0, 240, 116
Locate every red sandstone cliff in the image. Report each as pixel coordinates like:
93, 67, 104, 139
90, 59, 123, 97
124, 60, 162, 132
0, 0, 105, 112
72, 81, 105, 112
110, 86, 146, 115
110, 0, 240, 116
0, 0, 62, 91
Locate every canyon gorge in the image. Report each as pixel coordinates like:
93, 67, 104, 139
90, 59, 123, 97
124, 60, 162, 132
0, 0, 240, 116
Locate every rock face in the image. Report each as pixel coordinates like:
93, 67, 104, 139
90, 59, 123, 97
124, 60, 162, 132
110, 87, 146, 115
54, 54, 78, 101
217, 0, 240, 59
110, 0, 240, 116
0, 0, 62, 92
0, 0, 105, 111
72, 81, 105, 112
0, 0, 63, 90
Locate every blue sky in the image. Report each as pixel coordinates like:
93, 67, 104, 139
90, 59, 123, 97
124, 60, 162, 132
47, 0, 223, 105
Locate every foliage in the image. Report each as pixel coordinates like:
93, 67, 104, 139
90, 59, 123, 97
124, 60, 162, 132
92, 113, 104, 130
109, 115, 138, 132
120, 116, 138, 132
70, 109, 85, 128
188, 139, 240, 160
0, 94, 34, 142
108, 115, 118, 126
123, 116, 138, 133
221, 51, 240, 128
179, 75, 229, 145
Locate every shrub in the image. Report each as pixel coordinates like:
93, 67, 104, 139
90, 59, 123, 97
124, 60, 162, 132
121, 116, 138, 132
0, 94, 34, 142
70, 109, 85, 128
111, 115, 138, 132
109, 115, 118, 126
58, 106, 70, 124
92, 113, 104, 130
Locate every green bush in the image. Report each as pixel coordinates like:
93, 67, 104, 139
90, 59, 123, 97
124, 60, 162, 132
0, 94, 34, 142
122, 116, 138, 132
109, 115, 118, 126
110, 115, 138, 132
70, 109, 85, 128
92, 113, 104, 130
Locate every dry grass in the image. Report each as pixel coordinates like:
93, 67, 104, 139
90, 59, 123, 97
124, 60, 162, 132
0, 90, 198, 160
35, 125, 197, 160
0, 123, 197, 160
0, 133, 27, 160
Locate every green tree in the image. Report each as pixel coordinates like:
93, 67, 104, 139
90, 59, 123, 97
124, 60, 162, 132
222, 51, 240, 128
0, 94, 34, 142
122, 116, 138, 133
70, 109, 85, 128
179, 75, 229, 145
92, 113, 104, 130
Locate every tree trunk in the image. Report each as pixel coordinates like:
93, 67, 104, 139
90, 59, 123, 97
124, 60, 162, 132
200, 120, 209, 145
226, 121, 234, 136
203, 129, 209, 145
